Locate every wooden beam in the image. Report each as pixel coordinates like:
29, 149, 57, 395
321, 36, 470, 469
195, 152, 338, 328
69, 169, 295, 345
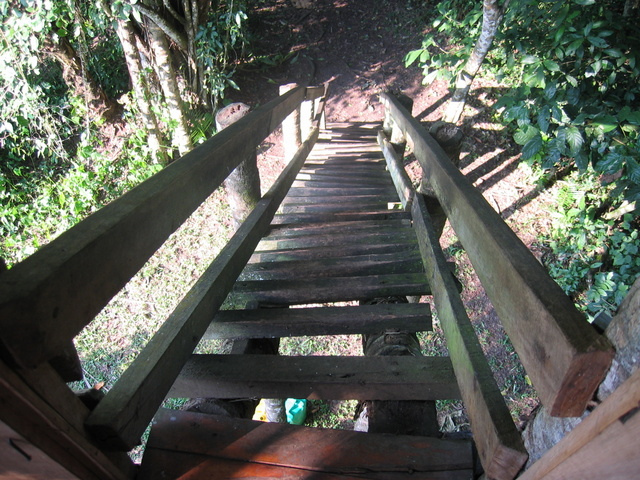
0, 86, 306, 369
204, 302, 432, 339
378, 130, 414, 209
0, 360, 130, 480
520, 368, 640, 480
411, 195, 527, 480
170, 354, 461, 400
228, 272, 431, 305
240, 251, 424, 280
85, 127, 320, 451
248, 242, 420, 263
380, 92, 613, 417
139, 409, 473, 479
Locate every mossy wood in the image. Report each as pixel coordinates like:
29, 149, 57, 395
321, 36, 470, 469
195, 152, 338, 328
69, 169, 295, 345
380, 92, 613, 417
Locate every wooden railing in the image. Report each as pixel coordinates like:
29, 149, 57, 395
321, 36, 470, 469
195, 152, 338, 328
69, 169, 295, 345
0, 84, 327, 477
379, 92, 614, 480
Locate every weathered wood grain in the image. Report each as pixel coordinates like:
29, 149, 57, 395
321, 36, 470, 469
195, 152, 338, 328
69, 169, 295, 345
285, 186, 398, 197
0, 86, 307, 369
411, 194, 527, 480
249, 242, 419, 263
204, 302, 431, 339
257, 229, 416, 250
228, 272, 431, 305
282, 203, 399, 214
240, 251, 424, 280
271, 211, 411, 224
139, 409, 473, 479
0, 360, 131, 480
520, 368, 640, 480
266, 218, 412, 237
85, 126, 320, 451
170, 355, 460, 400
381, 92, 613, 417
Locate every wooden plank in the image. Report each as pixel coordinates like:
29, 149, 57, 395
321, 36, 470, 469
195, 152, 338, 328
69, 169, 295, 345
282, 203, 400, 214
291, 179, 393, 189
282, 193, 389, 205
0, 420, 77, 480
304, 85, 326, 100
170, 355, 460, 400
257, 229, 416, 250
204, 302, 432, 339
229, 272, 431, 305
266, 218, 412, 236
381, 93, 613, 417
140, 410, 472, 479
411, 194, 527, 480
285, 186, 398, 196
249, 242, 420, 263
520, 368, 640, 480
0, 360, 130, 480
240, 251, 424, 280
0, 86, 307, 369
298, 169, 390, 179
378, 130, 414, 209
84, 127, 321, 451
533, 400, 640, 479
271, 211, 410, 224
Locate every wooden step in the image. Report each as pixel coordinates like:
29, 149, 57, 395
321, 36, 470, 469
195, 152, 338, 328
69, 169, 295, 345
271, 211, 411, 224
291, 179, 394, 189
204, 302, 432, 340
169, 354, 461, 400
228, 273, 431, 305
257, 229, 416, 251
266, 218, 413, 237
285, 186, 399, 197
240, 251, 424, 280
139, 409, 474, 480
249, 242, 420, 263
282, 202, 401, 214
282, 193, 389, 205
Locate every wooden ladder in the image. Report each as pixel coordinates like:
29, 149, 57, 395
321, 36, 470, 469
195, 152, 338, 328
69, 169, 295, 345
138, 122, 474, 479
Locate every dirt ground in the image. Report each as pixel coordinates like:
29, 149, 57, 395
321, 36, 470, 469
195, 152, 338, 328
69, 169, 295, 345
228, 0, 543, 429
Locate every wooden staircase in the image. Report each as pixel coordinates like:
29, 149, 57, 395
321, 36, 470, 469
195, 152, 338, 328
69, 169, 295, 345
138, 122, 471, 478
1, 86, 622, 480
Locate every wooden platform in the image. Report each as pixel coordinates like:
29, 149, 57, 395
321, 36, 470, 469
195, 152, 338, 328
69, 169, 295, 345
139, 409, 474, 480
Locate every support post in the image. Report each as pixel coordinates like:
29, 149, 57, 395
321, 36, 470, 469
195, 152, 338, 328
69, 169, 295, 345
280, 83, 302, 161
300, 99, 314, 141
215, 103, 261, 231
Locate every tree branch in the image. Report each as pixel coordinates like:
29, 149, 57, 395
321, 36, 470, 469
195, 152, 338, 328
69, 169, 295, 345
132, 3, 188, 52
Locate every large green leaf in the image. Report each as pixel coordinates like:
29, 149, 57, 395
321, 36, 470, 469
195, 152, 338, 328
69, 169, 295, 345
522, 134, 543, 160
566, 126, 584, 154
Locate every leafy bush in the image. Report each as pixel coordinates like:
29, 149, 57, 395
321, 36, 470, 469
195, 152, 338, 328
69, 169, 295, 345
406, 0, 640, 313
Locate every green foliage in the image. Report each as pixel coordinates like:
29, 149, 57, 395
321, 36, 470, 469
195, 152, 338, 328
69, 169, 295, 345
196, 1, 249, 108
407, 0, 640, 312
543, 172, 640, 318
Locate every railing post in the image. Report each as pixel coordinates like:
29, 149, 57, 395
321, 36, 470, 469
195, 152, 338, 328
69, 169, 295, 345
383, 93, 414, 158
280, 83, 302, 161
215, 103, 261, 231
300, 98, 314, 140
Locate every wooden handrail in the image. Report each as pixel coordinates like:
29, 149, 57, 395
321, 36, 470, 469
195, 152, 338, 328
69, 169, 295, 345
379, 92, 613, 417
84, 87, 328, 451
0, 86, 307, 369
379, 125, 527, 479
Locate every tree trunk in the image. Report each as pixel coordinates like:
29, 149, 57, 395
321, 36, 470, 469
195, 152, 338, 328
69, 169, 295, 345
147, 20, 193, 157
215, 103, 261, 230
442, 0, 509, 124
114, 16, 167, 164
355, 297, 439, 437
44, 36, 121, 121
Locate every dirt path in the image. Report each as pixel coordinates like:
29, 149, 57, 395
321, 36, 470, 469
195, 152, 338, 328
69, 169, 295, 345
232, 0, 542, 430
